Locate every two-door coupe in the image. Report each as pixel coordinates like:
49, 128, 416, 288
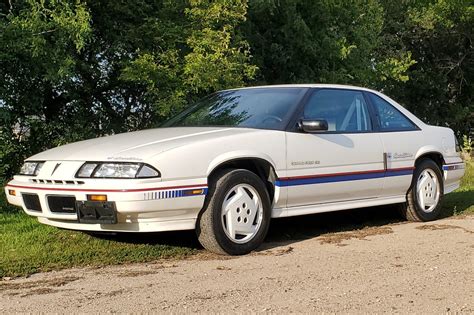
5, 85, 465, 254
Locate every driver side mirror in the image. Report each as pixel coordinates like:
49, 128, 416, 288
298, 119, 329, 133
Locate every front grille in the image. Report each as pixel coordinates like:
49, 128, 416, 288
22, 193, 42, 212
30, 179, 85, 185
48, 196, 76, 213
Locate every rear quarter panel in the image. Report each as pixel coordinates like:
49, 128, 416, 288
418, 126, 459, 164
418, 125, 465, 191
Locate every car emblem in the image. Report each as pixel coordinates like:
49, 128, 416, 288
51, 163, 61, 176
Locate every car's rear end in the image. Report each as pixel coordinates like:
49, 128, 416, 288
422, 125, 466, 194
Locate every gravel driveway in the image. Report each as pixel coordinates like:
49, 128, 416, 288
1, 212, 473, 313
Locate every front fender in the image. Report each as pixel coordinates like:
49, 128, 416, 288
206, 150, 278, 176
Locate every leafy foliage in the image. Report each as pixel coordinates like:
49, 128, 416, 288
0, 0, 472, 180
244, 0, 386, 85
462, 135, 472, 155
0, 0, 256, 179
378, 0, 473, 136
0, 0, 93, 179
184, 0, 257, 92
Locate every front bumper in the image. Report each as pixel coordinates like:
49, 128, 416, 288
5, 177, 208, 232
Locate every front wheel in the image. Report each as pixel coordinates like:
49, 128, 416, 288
196, 169, 271, 255
399, 159, 444, 222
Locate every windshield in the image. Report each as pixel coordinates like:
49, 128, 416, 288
163, 87, 307, 130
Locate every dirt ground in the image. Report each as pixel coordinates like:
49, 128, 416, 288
1, 212, 473, 313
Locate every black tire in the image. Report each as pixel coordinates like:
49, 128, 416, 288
398, 159, 444, 222
196, 168, 271, 255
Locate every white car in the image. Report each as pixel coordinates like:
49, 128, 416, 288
5, 84, 465, 254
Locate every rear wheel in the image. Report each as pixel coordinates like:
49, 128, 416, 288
196, 169, 271, 255
398, 159, 444, 222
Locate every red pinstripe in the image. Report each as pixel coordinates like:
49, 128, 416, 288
5, 183, 207, 193
5, 167, 416, 193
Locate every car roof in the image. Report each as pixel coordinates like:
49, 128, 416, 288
224, 84, 379, 94
223, 84, 426, 128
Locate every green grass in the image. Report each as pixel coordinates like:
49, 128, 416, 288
0, 203, 195, 277
0, 161, 472, 278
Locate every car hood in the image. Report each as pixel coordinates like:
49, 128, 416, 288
28, 127, 258, 162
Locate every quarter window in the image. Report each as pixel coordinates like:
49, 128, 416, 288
303, 89, 372, 132
368, 93, 417, 131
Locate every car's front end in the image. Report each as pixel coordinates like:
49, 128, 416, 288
5, 159, 208, 232
5, 87, 298, 236
4, 120, 230, 236
3, 119, 287, 234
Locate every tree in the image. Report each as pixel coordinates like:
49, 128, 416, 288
0, 0, 256, 180
0, 0, 92, 179
377, 0, 473, 136
121, 0, 256, 118
244, 0, 413, 86
0, 0, 472, 182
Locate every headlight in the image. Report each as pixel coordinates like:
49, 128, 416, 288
19, 161, 44, 176
76, 162, 160, 179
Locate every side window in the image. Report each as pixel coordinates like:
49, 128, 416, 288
304, 89, 372, 132
369, 93, 417, 131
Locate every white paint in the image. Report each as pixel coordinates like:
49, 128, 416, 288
5, 84, 466, 233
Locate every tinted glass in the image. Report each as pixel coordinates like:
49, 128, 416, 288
369, 93, 417, 131
304, 89, 372, 132
163, 88, 307, 130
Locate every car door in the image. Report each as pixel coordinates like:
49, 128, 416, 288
365, 92, 422, 197
285, 88, 385, 208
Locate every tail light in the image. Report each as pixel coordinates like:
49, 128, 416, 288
455, 136, 461, 152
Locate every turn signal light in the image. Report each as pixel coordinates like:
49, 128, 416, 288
87, 194, 107, 202
183, 189, 204, 196
8, 189, 16, 196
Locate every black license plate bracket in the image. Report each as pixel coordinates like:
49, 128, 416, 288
76, 201, 117, 224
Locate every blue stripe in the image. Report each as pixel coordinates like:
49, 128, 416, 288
385, 169, 414, 177
146, 187, 208, 200
276, 169, 413, 187
442, 164, 465, 171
